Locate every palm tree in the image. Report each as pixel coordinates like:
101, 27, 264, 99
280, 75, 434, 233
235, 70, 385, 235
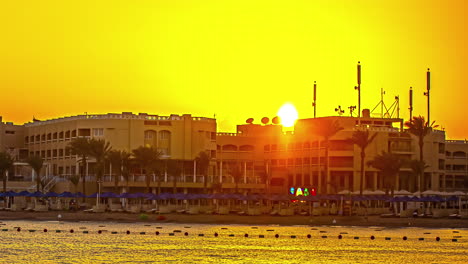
67, 137, 91, 197
26, 155, 44, 192
408, 159, 429, 193
107, 149, 130, 193
230, 162, 243, 194
195, 151, 210, 192
349, 130, 377, 195
69, 175, 80, 192
88, 139, 112, 193
166, 159, 182, 194
132, 146, 161, 194
313, 119, 343, 194
259, 161, 271, 197
404, 116, 438, 192
0, 152, 14, 193
367, 152, 402, 196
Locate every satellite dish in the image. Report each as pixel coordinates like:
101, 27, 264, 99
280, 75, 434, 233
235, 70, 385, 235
272, 116, 279, 124
246, 118, 254, 124
261, 117, 269, 124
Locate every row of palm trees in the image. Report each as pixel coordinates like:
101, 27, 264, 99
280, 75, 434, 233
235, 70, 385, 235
0, 137, 210, 195
0, 152, 44, 193
67, 138, 210, 195
0, 115, 438, 197
315, 115, 436, 195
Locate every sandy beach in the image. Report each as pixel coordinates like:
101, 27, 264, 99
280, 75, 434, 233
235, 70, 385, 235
1, 210, 467, 228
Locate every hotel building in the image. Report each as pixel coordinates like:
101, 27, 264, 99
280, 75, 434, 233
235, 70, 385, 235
0, 111, 467, 195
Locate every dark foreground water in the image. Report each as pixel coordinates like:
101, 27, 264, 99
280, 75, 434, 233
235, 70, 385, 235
0, 220, 467, 263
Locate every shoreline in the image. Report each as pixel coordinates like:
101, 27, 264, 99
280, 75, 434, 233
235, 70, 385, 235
1, 211, 468, 228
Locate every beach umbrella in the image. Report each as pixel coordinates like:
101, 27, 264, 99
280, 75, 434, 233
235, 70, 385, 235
337, 190, 352, 195
17, 190, 31, 196
86, 192, 98, 198
118, 192, 132, 199
173, 193, 188, 200
445, 196, 458, 202
239, 194, 261, 201
157, 192, 174, 200
146, 193, 163, 200
26, 191, 44, 197
394, 190, 412, 196
6, 191, 20, 197
74, 192, 87, 198
101, 192, 119, 198
58, 192, 75, 198
44, 191, 59, 197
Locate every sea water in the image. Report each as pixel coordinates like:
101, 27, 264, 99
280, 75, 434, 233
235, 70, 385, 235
0, 220, 467, 263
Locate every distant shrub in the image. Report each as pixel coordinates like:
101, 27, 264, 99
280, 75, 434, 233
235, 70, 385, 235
138, 214, 149, 220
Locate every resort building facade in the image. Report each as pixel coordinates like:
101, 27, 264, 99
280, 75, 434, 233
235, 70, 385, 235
0, 111, 467, 195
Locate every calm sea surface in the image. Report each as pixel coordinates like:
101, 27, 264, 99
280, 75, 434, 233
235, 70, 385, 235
0, 220, 467, 264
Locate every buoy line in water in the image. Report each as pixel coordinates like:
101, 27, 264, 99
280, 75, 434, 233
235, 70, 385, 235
1, 227, 462, 242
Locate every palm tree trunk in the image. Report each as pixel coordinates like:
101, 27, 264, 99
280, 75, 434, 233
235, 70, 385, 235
360, 151, 365, 195
114, 173, 119, 193
145, 172, 150, 194
81, 158, 87, 202
419, 140, 424, 192
36, 170, 40, 192
2, 172, 6, 193
325, 142, 330, 194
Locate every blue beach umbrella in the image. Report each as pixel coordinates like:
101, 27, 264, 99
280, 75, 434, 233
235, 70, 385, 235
26, 191, 44, 197
7, 191, 20, 197
86, 192, 98, 198
100, 192, 119, 198
74, 192, 86, 198
58, 192, 75, 198
17, 190, 31, 196
44, 191, 59, 197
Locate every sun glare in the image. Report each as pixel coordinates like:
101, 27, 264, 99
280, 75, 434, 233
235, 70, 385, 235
277, 103, 298, 127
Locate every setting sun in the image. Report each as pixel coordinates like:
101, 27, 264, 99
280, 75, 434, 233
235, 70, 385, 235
277, 103, 298, 128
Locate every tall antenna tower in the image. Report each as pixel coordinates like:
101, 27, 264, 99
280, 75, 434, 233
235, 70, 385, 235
424, 68, 431, 123
409, 87, 413, 121
312, 81, 317, 118
354, 61, 361, 117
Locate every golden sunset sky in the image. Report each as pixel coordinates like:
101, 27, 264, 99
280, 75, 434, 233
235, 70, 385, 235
0, 1, 466, 138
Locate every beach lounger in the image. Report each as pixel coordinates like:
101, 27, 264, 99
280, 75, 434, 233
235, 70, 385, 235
33, 204, 49, 212
187, 207, 200, 215
217, 206, 230, 215
110, 204, 124, 212
24, 203, 35, 211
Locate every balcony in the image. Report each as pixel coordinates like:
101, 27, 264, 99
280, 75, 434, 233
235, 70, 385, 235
101, 174, 265, 189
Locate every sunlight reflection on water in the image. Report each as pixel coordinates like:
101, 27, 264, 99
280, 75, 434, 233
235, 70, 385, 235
0, 221, 467, 264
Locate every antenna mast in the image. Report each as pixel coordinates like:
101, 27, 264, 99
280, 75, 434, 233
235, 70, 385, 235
424, 69, 431, 124
354, 62, 361, 117
313, 81, 317, 118
409, 87, 413, 121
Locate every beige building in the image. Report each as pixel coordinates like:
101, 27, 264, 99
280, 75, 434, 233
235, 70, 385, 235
1, 111, 467, 195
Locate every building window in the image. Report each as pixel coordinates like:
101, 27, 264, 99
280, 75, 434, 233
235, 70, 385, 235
159, 130, 170, 140
144, 130, 156, 139
93, 128, 104, 137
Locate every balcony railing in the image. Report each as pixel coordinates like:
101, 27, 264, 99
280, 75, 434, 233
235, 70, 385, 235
101, 174, 264, 185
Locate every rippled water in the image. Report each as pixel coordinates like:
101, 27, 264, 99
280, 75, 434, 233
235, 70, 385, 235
0, 220, 467, 263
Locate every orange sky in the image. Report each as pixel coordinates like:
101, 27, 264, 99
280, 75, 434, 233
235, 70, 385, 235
0, 1, 467, 138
